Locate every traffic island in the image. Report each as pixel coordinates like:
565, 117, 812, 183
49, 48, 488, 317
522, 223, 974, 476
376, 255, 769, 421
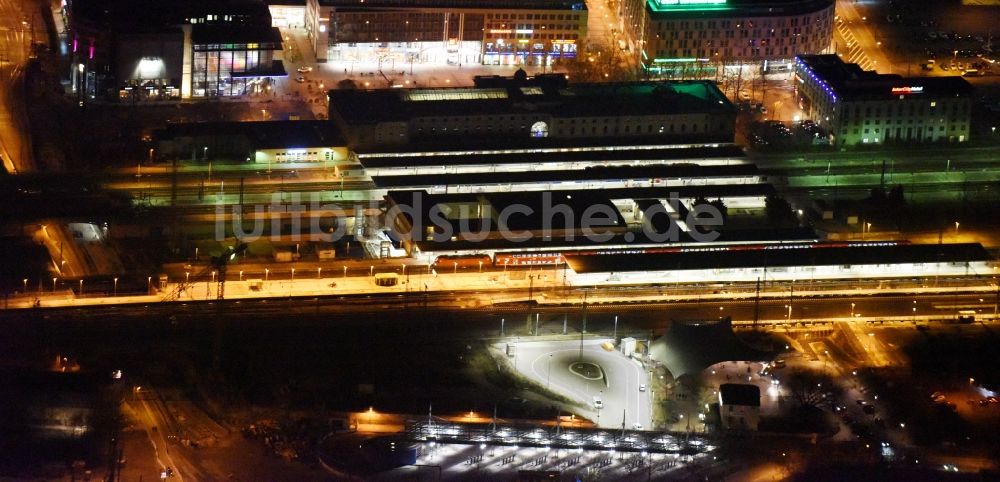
569, 361, 604, 381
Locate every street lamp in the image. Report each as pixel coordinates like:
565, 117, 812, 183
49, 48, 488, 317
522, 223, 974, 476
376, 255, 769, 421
52, 277, 57, 292
79, 279, 83, 295
265, 268, 270, 281
851, 302, 856, 318
343, 266, 348, 278
454, 261, 458, 274
113, 277, 118, 296
954, 221, 960, 235
370, 265, 374, 276
23, 278, 28, 293
317, 267, 322, 279
147, 276, 152, 292
291, 268, 295, 282
185, 271, 190, 283
478, 260, 483, 273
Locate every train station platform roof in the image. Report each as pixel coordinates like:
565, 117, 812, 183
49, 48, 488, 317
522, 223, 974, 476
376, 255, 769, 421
564, 242, 992, 274
356, 144, 745, 168
371, 164, 760, 189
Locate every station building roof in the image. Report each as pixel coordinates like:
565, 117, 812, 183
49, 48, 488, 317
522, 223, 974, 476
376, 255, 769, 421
796, 54, 974, 101
564, 242, 992, 274
329, 81, 733, 125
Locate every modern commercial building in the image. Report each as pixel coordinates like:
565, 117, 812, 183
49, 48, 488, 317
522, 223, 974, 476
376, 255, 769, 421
795, 55, 974, 146
619, 0, 834, 74
69, 0, 286, 100
328, 76, 736, 151
304, 0, 586, 66
266, 0, 308, 28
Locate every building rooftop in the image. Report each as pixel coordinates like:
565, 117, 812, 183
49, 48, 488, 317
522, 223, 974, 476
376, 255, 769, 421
155, 120, 345, 149
318, 0, 586, 10
329, 81, 733, 125
719, 384, 761, 407
646, 0, 831, 19
191, 24, 284, 46
796, 54, 975, 101
72, 0, 273, 33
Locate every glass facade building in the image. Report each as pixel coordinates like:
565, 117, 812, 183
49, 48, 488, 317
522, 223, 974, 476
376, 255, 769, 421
191, 42, 279, 97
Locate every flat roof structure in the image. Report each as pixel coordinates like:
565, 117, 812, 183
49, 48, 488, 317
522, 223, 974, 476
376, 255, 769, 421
645, 0, 832, 18
319, 0, 586, 8
357, 144, 746, 169
565, 242, 992, 274
371, 164, 761, 189
330, 81, 732, 125
719, 384, 761, 407
796, 54, 975, 102
155, 121, 345, 149
411, 227, 819, 254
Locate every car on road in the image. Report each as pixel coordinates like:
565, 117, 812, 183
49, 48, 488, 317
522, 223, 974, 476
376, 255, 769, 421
593, 396, 603, 409
295, 76, 306, 83
738, 91, 750, 101
297, 66, 312, 73
639, 383, 646, 392
632, 422, 643, 430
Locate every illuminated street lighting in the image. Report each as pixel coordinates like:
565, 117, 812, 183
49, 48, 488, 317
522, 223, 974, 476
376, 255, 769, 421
147, 276, 152, 292
954, 221, 960, 235
113, 277, 118, 296
52, 277, 57, 292
23, 278, 27, 292
851, 302, 855, 318
343, 266, 347, 278
265, 268, 270, 281
317, 267, 322, 279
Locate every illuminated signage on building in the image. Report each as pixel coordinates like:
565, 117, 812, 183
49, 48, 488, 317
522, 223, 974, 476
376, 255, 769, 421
489, 29, 512, 34
890, 86, 924, 94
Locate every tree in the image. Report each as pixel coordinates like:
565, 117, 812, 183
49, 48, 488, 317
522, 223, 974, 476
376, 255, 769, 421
765, 194, 794, 227
709, 199, 729, 223
784, 368, 843, 409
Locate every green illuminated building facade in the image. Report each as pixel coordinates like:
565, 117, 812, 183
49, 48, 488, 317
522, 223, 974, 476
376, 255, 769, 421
619, 0, 834, 73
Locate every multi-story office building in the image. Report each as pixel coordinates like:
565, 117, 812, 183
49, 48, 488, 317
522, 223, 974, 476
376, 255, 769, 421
795, 55, 974, 146
619, 0, 833, 74
304, 0, 586, 66
70, 0, 286, 100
